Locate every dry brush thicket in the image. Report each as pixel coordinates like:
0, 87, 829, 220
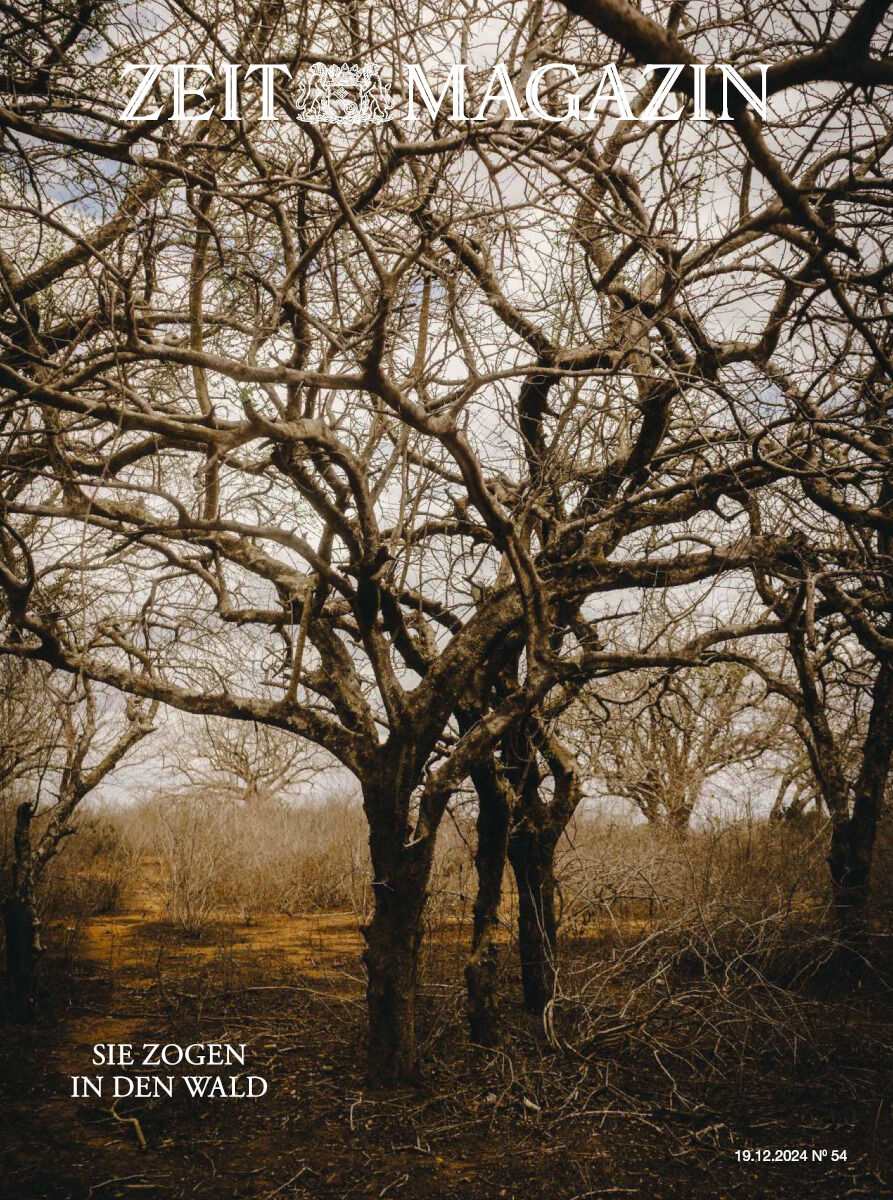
0, 0, 892, 1087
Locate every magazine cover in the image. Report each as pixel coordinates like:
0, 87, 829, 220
0, 1, 891, 1196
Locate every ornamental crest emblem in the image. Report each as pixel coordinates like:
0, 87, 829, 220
294, 63, 394, 126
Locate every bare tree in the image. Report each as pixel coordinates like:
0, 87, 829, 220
167, 715, 331, 806
1, 0, 891, 1076
768, 733, 822, 823
734, 603, 893, 924
588, 664, 774, 832
1, 663, 155, 1020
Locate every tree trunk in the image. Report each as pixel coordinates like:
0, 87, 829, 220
3, 802, 42, 1023
829, 662, 893, 925
465, 760, 511, 1046
508, 825, 558, 1015
501, 720, 580, 1018
361, 776, 435, 1085
362, 888, 423, 1084
665, 799, 694, 835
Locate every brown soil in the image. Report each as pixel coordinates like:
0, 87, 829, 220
1, 875, 891, 1200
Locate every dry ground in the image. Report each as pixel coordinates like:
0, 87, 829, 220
1, 866, 892, 1200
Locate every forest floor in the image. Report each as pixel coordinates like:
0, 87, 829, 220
1, 867, 892, 1200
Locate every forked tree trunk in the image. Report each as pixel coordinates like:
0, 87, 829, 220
465, 761, 511, 1046
502, 721, 580, 1018
507, 825, 559, 1015
3, 802, 42, 1023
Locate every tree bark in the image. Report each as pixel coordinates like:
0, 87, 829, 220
829, 662, 893, 925
465, 759, 511, 1046
3, 802, 42, 1023
665, 799, 694, 835
500, 726, 559, 1015
507, 824, 559, 1015
362, 886, 424, 1084
502, 720, 580, 1017
360, 773, 435, 1085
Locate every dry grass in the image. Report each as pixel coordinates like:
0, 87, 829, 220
3, 796, 893, 1199
14, 792, 893, 1104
